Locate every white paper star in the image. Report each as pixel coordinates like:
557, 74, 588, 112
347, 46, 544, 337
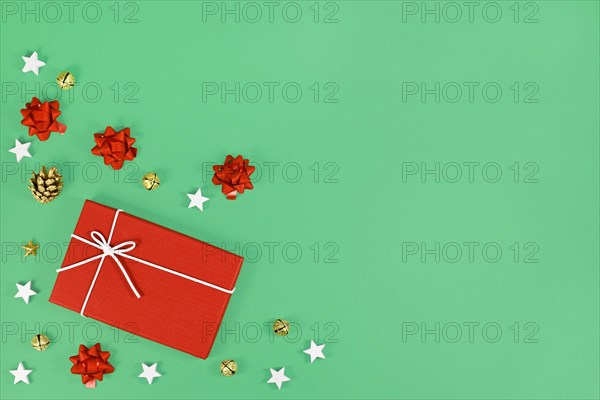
14, 281, 37, 304
267, 367, 290, 390
10, 362, 32, 384
8, 139, 32, 162
187, 188, 209, 211
138, 363, 161, 384
22, 51, 46, 76
303, 340, 326, 363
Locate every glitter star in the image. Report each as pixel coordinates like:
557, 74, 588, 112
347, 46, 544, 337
22, 240, 39, 257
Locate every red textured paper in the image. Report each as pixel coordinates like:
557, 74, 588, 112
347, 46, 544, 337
49, 200, 244, 359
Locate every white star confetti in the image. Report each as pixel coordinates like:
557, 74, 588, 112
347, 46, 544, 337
267, 367, 290, 390
138, 362, 161, 384
10, 362, 32, 384
14, 281, 37, 304
22, 51, 46, 75
187, 188, 210, 211
8, 139, 32, 162
303, 340, 326, 363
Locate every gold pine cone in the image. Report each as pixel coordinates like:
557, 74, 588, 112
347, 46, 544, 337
29, 166, 63, 204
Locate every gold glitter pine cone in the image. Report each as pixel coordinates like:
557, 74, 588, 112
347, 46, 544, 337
31, 334, 50, 351
29, 166, 63, 204
220, 360, 237, 376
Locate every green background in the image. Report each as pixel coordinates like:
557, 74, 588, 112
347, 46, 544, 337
1, 1, 598, 399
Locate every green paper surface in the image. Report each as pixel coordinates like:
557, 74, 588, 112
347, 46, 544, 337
1, 1, 598, 399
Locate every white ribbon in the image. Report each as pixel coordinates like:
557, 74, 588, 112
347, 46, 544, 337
56, 209, 235, 317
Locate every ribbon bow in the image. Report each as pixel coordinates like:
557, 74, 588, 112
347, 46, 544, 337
69, 343, 114, 386
68, 230, 141, 299
57, 209, 234, 317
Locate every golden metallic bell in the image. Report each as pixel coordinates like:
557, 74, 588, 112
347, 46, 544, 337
142, 172, 160, 190
220, 360, 237, 376
31, 334, 50, 351
56, 71, 75, 90
273, 319, 290, 336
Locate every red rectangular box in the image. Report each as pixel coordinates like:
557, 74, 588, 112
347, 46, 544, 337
49, 200, 244, 358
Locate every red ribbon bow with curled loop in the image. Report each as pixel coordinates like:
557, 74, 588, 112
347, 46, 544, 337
212, 155, 255, 200
69, 343, 114, 385
20, 97, 67, 141
91, 126, 138, 170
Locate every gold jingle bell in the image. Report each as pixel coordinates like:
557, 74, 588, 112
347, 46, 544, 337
142, 172, 160, 190
56, 71, 75, 90
220, 360, 237, 376
31, 334, 50, 351
273, 319, 290, 336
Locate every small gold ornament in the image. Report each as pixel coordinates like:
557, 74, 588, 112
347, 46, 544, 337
273, 319, 290, 336
142, 172, 160, 190
56, 71, 75, 90
220, 360, 237, 376
22, 240, 39, 257
29, 166, 63, 204
31, 334, 50, 351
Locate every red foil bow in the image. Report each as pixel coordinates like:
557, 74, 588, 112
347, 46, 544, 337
20, 97, 67, 141
91, 126, 137, 170
212, 155, 255, 200
69, 343, 114, 386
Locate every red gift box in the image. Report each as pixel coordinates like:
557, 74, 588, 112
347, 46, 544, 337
49, 200, 244, 359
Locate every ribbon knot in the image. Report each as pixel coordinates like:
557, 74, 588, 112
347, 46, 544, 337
90, 231, 136, 257
101, 245, 114, 256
